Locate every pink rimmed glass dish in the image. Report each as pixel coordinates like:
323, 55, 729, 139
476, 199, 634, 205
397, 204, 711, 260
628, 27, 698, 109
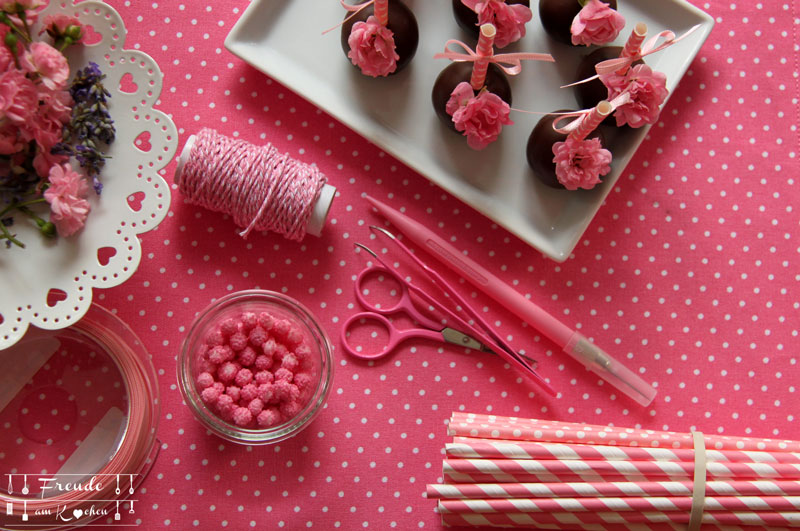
178, 290, 334, 445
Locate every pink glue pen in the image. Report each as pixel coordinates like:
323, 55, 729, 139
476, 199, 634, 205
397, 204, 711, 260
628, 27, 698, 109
365, 195, 657, 407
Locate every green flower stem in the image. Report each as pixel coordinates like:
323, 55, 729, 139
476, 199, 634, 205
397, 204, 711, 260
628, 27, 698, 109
0, 197, 47, 219
0, 221, 24, 248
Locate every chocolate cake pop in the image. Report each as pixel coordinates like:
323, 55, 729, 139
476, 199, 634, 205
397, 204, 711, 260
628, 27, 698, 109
527, 102, 611, 190
340, 0, 419, 76
432, 62, 512, 129
452, 0, 532, 48
539, 0, 618, 46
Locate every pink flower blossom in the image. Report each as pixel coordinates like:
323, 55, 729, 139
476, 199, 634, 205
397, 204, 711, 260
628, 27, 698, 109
603, 64, 668, 128
570, 0, 625, 46
0, 33, 13, 72
0, 69, 38, 125
347, 15, 399, 77
0, 0, 45, 10
44, 163, 91, 237
21, 41, 70, 90
0, 122, 23, 155
43, 14, 83, 39
464, 0, 532, 48
446, 82, 513, 150
552, 136, 612, 190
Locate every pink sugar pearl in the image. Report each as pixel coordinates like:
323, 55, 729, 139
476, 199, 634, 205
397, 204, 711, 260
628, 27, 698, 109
286, 327, 304, 347
293, 372, 314, 390
200, 386, 220, 405
197, 357, 216, 374
262, 338, 277, 357
216, 393, 234, 412
256, 408, 281, 428
235, 368, 254, 387
272, 319, 291, 341
258, 383, 276, 404
248, 398, 264, 417
280, 399, 303, 419
294, 344, 311, 364
274, 368, 293, 383
248, 326, 268, 348
228, 332, 248, 352
220, 318, 239, 336
212, 381, 225, 393
281, 353, 299, 372
254, 354, 273, 371
218, 362, 238, 383
205, 330, 225, 347
272, 379, 294, 401
274, 344, 289, 362
196, 372, 215, 389
257, 312, 275, 331
254, 370, 273, 386
225, 385, 241, 403
238, 346, 257, 367
240, 383, 259, 403
240, 312, 258, 331
232, 406, 253, 427
208, 345, 232, 365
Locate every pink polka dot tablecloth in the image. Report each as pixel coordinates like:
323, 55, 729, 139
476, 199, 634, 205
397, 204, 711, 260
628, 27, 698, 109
4, 0, 799, 529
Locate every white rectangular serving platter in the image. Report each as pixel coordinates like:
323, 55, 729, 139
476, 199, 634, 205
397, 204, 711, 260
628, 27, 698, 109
225, 0, 713, 262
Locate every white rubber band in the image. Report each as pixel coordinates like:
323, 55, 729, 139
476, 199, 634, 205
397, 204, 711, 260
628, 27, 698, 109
689, 431, 707, 531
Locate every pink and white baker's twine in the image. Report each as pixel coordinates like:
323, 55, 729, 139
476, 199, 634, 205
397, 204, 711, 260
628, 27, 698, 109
177, 128, 327, 242
434, 39, 554, 77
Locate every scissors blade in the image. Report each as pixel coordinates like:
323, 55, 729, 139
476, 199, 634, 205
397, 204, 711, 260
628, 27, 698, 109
440, 328, 492, 351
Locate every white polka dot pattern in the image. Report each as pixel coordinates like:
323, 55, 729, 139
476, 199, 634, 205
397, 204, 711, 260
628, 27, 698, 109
49, 0, 800, 528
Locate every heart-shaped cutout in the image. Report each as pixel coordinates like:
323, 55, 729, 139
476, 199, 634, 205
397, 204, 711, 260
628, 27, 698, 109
119, 72, 138, 94
134, 131, 152, 152
97, 246, 117, 266
46, 288, 67, 308
80, 25, 102, 45
73, 508, 84, 519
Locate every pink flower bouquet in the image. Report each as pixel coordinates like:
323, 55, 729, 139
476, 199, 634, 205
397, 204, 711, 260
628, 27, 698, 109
0, 0, 115, 247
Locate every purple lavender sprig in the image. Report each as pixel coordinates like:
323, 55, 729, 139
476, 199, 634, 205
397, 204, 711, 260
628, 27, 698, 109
52, 62, 115, 195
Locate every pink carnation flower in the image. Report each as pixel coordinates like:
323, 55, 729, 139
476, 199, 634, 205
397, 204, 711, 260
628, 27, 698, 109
43, 13, 83, 39
603, 64, 668, 128
552, 136, 612, 190
0, 123, 23, 155
0, 36, 13, 72
464, 0, 533, 48
0, 69, 38, 126
44, 163, 92, 237
21, 42, 70, 90
445, 82, 513, 150
571, 0, 625, 46
347, 15, 399, 77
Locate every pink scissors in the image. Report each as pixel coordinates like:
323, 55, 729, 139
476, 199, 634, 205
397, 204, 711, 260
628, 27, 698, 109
341, 258, 493, 360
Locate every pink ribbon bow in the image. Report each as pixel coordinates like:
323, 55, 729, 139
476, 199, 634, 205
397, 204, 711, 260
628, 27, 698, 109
594, 23, 702, 76
433, 39, 554, 76
321, 0, 376, 35
551, 92, 633, 135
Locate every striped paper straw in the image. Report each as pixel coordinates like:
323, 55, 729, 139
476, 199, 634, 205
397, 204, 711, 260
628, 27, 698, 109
449, 413, 800, 452
569, 101, 612, 141
437, 496, 800, 514
442, 458, 800, 483
447, 439, 800, 464
373, 0, 389, 26
617, 22, 648, 74
470, 24, 496, 90
427, 480, 800, 499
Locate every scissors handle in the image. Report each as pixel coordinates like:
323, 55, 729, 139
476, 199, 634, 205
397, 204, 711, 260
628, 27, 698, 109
354, 264, 441, 330
340, 311, 444, 360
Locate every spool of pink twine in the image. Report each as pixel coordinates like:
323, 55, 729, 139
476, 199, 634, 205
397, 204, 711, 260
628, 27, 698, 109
174, 128, 335, 241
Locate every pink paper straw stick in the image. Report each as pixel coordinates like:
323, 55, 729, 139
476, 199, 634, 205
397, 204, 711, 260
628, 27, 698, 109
470, 24, 496, 90
373, 0, 389, 26
618, 22, 648, 74
442, 458, 800, 483
446, 440, 800, 464
427, 480, 800, 499
437, 496, 800, 514
569, 101, 612, 141
449, 413, 800, 452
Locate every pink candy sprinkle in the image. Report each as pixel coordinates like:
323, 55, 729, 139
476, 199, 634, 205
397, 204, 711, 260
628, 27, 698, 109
262, 338, 277, 357
274, 367, 294, 383
232, 406, 253, 427
208, 345, 232, 365
274, 344, 289, 362
280, 400, 302, 419
257, 312, 275, 330
294, 344, 311, 363
196, 372, 215, 389
212, 382, 225, 393
240, 383, 259, 403
220, 318, 239, 336
228, 332, 248, 352
238, 346, 257, 367
248, 326, 268, 348
254, 370, 273, 386
248, 398, 264, 417
218, 362, 238, 383
241, 312, 258, 331
200, 386, 220, 405
281, 353, 299, 372
235, 368, 253, 387
256, 408, 281, 428
272, 379, 292, 401
254, 354, 273, 371
258, 383, 276, 404
216, 393, 234, 412
293, 372, 313, 390
272, 319, 291, 341
225, 385, 241, 403
205, 330, 225, 347
286, 327, 304, 347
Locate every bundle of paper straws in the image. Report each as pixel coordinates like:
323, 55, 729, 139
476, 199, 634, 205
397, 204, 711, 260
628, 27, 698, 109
426, 412, 800, 530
